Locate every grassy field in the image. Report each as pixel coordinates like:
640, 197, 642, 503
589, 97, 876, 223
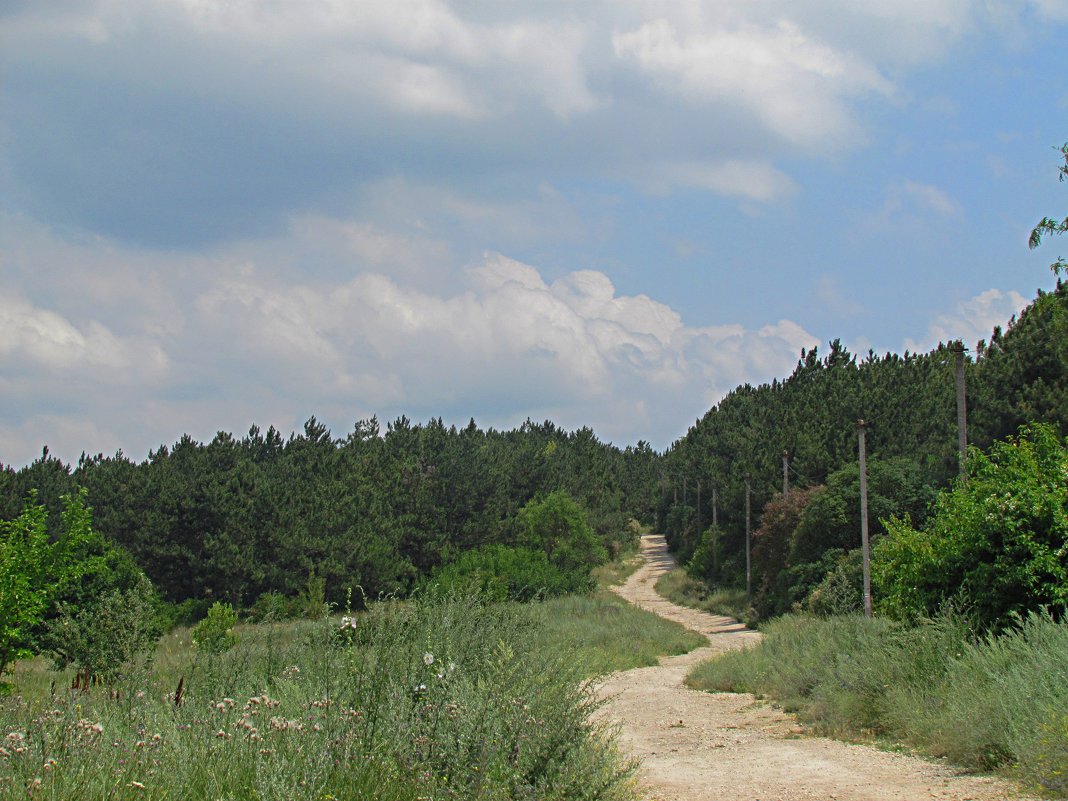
0, 575, 701, 801
687, 610, 1068, 797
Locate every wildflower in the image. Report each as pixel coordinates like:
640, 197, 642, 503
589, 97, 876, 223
43, 757, 58, 771
135, 741, 147, 749
129, 781, 146, 790
215, 730, 230, 740
423, 652, 434, 666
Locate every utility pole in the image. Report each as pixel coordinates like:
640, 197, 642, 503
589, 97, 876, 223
782, 450, 789, 498
953, 341, 968, 480
857, 420, 872, 618
696, 479, 702, 537
712, 483, 719, 575
745, 474, 752, 604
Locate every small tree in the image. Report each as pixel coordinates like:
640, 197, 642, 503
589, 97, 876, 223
515, 491, 606, 578
0, 494, 51, 678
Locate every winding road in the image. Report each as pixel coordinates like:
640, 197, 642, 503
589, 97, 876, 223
595, 533, 1036, 801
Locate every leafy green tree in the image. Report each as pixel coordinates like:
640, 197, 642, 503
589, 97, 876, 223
1029, 142, 1068, 276
0, 490, 96, 678
874, 424, 1068, 629
514, 490, 606, 577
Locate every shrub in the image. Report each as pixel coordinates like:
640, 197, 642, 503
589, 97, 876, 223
874, 424, 1068, 629
191, 601, 239, 654
46, 573, 162, 683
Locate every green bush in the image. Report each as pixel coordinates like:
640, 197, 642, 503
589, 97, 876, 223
515, 490, 607, 575
46, 573, 162, 683
874, 424, 1068, 629
191, 601, 239, 654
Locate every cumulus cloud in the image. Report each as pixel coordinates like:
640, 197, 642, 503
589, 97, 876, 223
903, 288, 1029, 353
4, 0, 1033, 248
0, 217, 819, 464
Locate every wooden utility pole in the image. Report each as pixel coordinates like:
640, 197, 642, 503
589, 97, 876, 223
712, 483, 719, 575
953, 341, 968, 479
857, 420, 872, 618
696, 479, 702, 535
745, 474, 752, 604
782, 450, 789, 498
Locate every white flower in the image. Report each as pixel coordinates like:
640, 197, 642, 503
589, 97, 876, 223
423, 652, 434, 666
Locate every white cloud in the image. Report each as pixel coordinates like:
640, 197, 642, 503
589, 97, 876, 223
0, 293, 167, 378
904, 288, 1029, 353
613, 16, 892, 148
0, 216, 821, 463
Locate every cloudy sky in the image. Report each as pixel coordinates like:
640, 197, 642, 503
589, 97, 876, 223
2, 0, 1067, 466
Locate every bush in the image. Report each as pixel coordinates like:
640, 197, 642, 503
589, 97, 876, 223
874, 424, 1068, 629
191, 601, 239, 654
46, 573, 162, 683
515, 490, 607, 575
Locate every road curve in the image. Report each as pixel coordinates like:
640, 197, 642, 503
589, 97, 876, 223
594, 533, 1036, 801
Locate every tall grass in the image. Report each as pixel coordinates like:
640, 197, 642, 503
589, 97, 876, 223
0, 593, 637, 801
0, 586, 705, 801
687, 610, 1068, 796
654, 568, 750, 624
535, 592, 705, 676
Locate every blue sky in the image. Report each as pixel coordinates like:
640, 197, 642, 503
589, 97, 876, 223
2, 0, 1067, 466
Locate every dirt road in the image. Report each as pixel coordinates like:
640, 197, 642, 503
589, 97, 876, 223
596, 533, 1036, 801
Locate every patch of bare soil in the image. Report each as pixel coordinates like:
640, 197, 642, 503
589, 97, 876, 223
595, 533, 1037, 801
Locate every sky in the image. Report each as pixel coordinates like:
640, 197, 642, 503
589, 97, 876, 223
2, 0, 1067, 467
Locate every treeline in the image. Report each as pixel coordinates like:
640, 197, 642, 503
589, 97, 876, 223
0, 416, 659, 613
663, 281, 1068, 623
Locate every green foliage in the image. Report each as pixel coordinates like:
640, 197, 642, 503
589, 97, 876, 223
804, 550, 863, 616
0, 494, 51, 677
515, 490, 607, 576
0, 489, 116, 678
1029, 141, 1068, 276
874, 424, 1068, 629
0, 593, 637, 801
427, 544, 589, 602
191, 601, 239, 655
46, 573, 162, 683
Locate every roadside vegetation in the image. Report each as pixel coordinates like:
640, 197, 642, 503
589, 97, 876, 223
654, 568, 750, 625
0, 539, 701, 801
688, 610, 1068, 797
